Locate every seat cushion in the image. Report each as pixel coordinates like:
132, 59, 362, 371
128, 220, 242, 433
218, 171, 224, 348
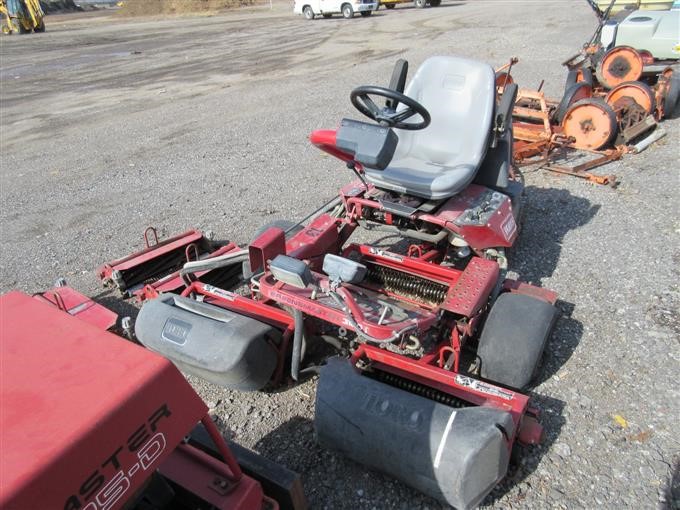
364, 157, 477, 199
364, 56, 496, 200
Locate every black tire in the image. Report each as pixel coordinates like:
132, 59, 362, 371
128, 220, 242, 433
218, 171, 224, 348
33, 19, 45, 33
385, 2, 395, 7
665, 70, 680, 119
360, 10, 372, 16
303, 5, 315, 19
478, 293, 557, 390
17, 21, 31, 34
555, 81, 593, 124
342, 3, 354, 17
414, 0, 425, 7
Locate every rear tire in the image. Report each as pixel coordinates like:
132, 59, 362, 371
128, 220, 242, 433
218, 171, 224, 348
478, 293, 557, 390
414, 0, 425, 7
303, 6, 315, 19
360, 10, 372, 16
664, 67, 680, 119
17, 21, 31, 34
342, 3, 354, 17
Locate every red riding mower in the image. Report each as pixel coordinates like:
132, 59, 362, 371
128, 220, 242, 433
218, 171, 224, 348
107, 56, 559, 509
0, 289, 306, 510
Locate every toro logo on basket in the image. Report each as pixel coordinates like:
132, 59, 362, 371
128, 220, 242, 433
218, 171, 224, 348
362, 391, 423, 431
64, 404, 171, 510
501, 215, 517, 241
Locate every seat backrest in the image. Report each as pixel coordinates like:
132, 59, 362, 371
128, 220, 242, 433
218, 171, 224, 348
393, 56, 496, 168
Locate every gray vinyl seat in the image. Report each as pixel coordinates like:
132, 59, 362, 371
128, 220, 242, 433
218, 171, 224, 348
363, 56, 497, 200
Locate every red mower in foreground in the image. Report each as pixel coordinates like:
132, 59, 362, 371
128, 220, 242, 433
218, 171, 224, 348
102, 56, 560, 509
0, 290, 305, 510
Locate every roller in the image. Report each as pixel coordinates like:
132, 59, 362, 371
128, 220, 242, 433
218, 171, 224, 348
314, 357, 516, 510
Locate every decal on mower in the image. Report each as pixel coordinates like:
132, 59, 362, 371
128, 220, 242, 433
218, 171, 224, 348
362, 391, 423, 431
269, 289, 339, 323
161, 318, 192, 345
501, 215, 517, 241
455, 375, 514, 401
203, 284, 236, 301
64, 404, 171, 510
367, 247, 404, 263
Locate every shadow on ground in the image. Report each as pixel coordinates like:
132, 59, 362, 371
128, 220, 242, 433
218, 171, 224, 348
483, 393, 566, 506
511, 185, 600, 284
662, 457, 680, 510
534, 299, 582, 386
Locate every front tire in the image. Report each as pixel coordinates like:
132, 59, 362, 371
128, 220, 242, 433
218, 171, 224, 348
17, 20, 31, 34
342, 3, 354, 17
360, 10, 372, 16
477, 293, 557, 390
303, 6, 315, 19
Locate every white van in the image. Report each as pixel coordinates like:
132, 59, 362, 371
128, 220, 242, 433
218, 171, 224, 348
294, 0, 378, 19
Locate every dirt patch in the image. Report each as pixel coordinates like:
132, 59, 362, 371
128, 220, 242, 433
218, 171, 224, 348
120, 0, 257, 16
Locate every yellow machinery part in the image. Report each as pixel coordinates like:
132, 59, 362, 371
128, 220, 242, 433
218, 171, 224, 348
0, 0, 44, 34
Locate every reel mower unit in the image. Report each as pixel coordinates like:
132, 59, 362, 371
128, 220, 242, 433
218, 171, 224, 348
102, 56, 561, 509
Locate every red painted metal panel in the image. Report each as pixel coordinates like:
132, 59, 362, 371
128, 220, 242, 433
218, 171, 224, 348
419, 185, 518, 249
353, 344, 529, 421
0, 291, 207, 510
286, 214, 341, 270
441, 257, 500, 316
249, 227, 286, 274
503, 279, 559, 305
33, 286, 118, 330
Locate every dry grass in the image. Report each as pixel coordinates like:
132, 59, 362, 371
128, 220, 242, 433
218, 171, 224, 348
120, 0, 258, 16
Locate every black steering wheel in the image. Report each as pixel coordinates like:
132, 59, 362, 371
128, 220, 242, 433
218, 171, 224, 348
350, 85, 431, 131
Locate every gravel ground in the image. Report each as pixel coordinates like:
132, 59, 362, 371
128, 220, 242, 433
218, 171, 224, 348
1, 1, 678, 508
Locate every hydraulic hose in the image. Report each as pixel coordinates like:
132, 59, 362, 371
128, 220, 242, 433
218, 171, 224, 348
291, 308, 304, 381
179, 250, 249, 286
